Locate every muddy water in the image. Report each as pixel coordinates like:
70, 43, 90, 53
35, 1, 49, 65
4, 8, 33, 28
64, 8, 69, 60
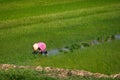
48, 49, 59, 55
90, 40, 100, 45
48, 34, 120, 55
115, 34, 120, 39
48, 48, 70, 55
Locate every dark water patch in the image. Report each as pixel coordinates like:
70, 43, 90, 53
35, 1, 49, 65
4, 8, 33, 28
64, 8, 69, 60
81, 42, 90, 47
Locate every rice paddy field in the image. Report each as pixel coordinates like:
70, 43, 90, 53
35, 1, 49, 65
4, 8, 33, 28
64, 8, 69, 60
0, 0, 120, 79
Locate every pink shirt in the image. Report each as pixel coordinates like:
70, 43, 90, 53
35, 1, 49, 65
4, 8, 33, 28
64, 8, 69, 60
38, 42, 46, 52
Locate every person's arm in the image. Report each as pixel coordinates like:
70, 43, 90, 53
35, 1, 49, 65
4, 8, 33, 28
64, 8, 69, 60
38, 48, 42, 53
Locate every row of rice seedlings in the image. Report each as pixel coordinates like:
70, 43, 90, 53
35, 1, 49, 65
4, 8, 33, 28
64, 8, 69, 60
59, 34, 120, 53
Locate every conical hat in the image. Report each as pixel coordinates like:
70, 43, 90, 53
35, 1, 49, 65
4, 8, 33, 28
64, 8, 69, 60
33, 43, 38, 51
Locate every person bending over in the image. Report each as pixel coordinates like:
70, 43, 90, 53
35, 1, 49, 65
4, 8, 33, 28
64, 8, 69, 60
32, 42, 47, 55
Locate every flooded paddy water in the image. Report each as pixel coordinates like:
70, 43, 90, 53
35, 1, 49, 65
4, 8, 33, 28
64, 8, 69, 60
48, 34, 120, 55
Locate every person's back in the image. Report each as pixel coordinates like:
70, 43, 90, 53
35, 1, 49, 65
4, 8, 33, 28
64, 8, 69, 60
38, 42, 46, 52
33, 42, 47, 55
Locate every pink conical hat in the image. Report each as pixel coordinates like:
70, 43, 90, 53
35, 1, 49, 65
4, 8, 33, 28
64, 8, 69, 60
38, 42, 46, 51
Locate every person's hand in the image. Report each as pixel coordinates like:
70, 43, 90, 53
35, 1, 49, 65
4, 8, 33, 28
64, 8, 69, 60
39, 50, 42, 53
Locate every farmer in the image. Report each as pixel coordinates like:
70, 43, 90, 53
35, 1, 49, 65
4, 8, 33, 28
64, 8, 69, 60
32, 42, 48, 55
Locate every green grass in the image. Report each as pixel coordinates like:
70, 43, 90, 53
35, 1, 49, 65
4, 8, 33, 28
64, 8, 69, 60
25, 40, 120, 75
0, 69, 57, 80
0, 69, 119, 80
0, 0, 120, 76
0, 0, 120, 21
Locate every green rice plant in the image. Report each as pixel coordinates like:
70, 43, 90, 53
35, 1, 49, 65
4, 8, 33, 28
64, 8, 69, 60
0, 69, 57, 80
0, 0, 120, 75
29, 40, 120, 74
63, 76, 120, 80
0, 0, 120, 21
0, 69, 119, 80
